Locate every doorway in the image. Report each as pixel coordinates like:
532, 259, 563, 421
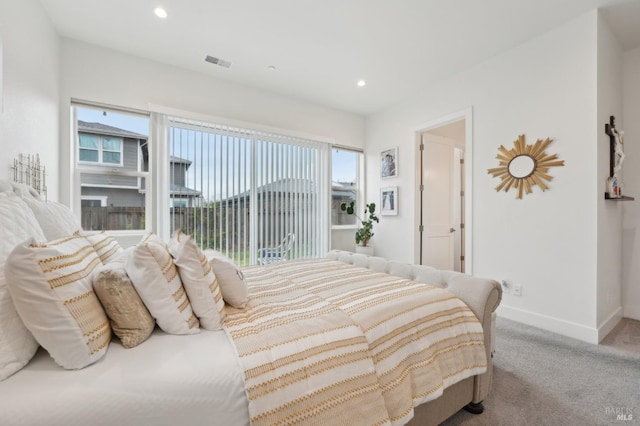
415, 109, 472, 273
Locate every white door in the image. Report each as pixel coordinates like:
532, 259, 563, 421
422, 134, 456, 270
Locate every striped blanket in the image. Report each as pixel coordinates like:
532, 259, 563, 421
224, 259, 486, 426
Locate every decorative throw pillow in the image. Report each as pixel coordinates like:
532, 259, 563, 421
5, 234, 111, 370
81, 231, 123, 264
0, 193, 43, 381
125, 233, 199, 335
22, 197, 81, 241
168, 230, 226, 330
93, 248, 155, 348
203, 249, 248, 309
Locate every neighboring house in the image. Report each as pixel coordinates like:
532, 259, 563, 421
213, 178, 355, 246
78, 120, 201, 208
221, 177, 316, 246
168, 156, 202, 207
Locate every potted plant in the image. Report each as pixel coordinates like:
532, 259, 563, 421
340, 201, 379, 255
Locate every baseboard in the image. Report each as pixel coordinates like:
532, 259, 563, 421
597, 307, 623, 342
623, 304, 640, 321
497, 305, 599, 344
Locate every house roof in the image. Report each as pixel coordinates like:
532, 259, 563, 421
170, 156, 192, 166
78, 120, 148, 140
170, 184, 201, 197
224, 178, 315, 202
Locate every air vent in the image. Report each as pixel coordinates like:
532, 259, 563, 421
205, 55, 232, 68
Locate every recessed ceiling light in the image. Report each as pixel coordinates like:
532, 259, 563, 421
357, 79, 366, 87
267, 65, 277, 71
154, 7, 168, 18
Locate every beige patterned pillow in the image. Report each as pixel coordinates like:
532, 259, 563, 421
125, 233, 199, 335
93, 249, 155, 348
169, 230, 226, 330
81, 231, 123, 264
5, 234, 111, 369
204, 249, 248, 309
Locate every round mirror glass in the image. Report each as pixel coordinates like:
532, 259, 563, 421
508, 155, 535, 179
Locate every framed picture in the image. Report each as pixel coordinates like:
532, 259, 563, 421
380, 147, 398, 179
380, 186, 398, 215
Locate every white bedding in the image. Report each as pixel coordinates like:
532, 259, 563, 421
0, 329, 250, 426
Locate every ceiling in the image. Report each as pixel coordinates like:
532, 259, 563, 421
39, 0, 640, 116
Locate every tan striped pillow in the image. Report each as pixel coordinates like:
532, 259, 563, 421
125, 233, 199, 335
80, 231, 123, 264
204, 249, 248, 309
5, 234, 111, 370
169, 230, 226, 330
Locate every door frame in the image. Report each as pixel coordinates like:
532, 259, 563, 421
413, 107, 473, 274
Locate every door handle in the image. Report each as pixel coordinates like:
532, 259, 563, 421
450, 227, 456, 233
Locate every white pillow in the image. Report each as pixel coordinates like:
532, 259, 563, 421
125, 233, 200, 335
204, 249, 248, 309
5, 234, 111, 370
0, 193, 43, 380
81, 231, 123, 264
22, 197, 81, 241
169, 230, 226, 330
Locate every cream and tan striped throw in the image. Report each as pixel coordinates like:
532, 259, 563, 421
225, 258, 487, 426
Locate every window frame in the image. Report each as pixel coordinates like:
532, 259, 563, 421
71, 101, 152, 239
71, 101, 334, 255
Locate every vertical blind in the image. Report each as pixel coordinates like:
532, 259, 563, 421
165, 116, 330, 266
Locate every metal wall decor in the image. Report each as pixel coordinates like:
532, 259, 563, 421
11, 153, 47, 199
487, 135, 564, 199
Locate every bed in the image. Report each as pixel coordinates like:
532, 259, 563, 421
0, 181, 502, 426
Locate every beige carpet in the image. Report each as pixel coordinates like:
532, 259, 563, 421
440, 317, 640, 426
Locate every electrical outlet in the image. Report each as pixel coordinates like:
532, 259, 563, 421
513, 283, 522, 296
501, 280, 510, 294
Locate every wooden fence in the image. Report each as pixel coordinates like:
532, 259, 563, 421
81, 205, 311, 249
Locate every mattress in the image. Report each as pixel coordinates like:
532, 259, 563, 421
0, 329, 250, 426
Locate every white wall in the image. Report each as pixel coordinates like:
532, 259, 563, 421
0, 0, 60, 199
622, 47, 640, 321
366, 11, 602, 341
58, 39, 365, 205
596, 14, 624, 338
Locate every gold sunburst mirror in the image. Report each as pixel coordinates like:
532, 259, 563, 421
488, 135, 564, 199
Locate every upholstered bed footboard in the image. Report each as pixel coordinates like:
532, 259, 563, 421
326, 250, 502, 421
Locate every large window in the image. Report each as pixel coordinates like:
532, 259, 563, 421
73, 104, 150, 232
332, 148, 361, 226
71, 103, 331, 265
165, 117, 330, 266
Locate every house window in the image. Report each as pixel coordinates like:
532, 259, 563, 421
172, 198, 187, 208
332, 148, 362, 226
72, 103, 150, 232
79, 133, 123, 165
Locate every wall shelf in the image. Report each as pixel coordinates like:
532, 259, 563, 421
604, 194, 634, 201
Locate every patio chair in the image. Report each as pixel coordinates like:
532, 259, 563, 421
257, 233, 295, 265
